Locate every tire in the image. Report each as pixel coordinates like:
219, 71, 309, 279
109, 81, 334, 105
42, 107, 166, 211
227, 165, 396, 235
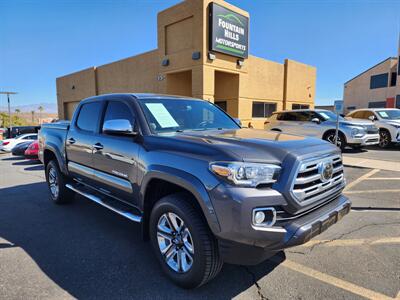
45, 160, 74, 204
149, 193, 223, 289
379, 129, 391, 148
324, 131, 347, 151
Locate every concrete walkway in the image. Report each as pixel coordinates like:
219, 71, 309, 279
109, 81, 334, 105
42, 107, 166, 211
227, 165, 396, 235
343, 156, 400, 172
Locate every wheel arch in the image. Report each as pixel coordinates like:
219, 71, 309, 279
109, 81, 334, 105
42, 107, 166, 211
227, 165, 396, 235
140, 167, 221, 240
322, 129, 347, 143
43, 144, 68, 175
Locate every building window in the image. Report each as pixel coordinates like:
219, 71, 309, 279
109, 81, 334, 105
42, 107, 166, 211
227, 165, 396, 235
252, 102, 277, 118
347, 106, 356, 111
396, 95, 400, 109
292, 104, 310, 110
368, 101, 386, 108
390, 72, 397, 86
370, 73, 388, 89
215, 101, 227, 112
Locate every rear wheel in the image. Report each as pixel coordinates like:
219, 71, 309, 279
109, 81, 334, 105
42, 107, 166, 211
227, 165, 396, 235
379, 129, 391, 148
149, 193, 223, 289
45, 160, 74, 204
324, 131, 346, 151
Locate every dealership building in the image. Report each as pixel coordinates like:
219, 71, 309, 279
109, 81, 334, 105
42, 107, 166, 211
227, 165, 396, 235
343, 41, 400, 114
57, 0, 316, 128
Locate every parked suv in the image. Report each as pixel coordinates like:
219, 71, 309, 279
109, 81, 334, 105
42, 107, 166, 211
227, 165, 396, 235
346, 108, 400, 148
39, 94, 350, 288
264, 109, 379, 150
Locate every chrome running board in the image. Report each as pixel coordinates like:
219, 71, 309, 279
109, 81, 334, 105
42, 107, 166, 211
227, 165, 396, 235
66, 183, 142, 223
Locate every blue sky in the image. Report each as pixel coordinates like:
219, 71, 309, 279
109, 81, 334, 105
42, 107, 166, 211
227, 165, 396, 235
1, 0, 399, 108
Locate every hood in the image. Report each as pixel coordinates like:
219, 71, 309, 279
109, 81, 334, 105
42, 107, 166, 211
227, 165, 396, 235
341, 118, 374, 126
382, 119, 400, 126
146, 128, 338, 164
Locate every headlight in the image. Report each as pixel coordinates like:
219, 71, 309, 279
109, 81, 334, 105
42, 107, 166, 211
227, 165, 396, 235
350, 127, 365, 137
210, 162, 281, 187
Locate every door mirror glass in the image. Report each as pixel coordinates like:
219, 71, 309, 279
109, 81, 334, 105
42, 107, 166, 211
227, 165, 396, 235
311, 118, 320, 124
102, 119, 137, 136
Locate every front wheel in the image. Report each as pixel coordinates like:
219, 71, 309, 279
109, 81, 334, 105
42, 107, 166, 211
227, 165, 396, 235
324, 132, 346, 151
45, 160, 74, 204
149, 193, 223, 289
379, 129, 391, 148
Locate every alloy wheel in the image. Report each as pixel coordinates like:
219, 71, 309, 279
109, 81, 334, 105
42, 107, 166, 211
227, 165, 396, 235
327, 134, 342, 148
48, 167, 59, 199
379, 131, 390, 148
157, 212, 194, 273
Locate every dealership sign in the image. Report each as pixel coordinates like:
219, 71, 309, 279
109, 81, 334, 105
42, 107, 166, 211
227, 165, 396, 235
209, 3, 249, 58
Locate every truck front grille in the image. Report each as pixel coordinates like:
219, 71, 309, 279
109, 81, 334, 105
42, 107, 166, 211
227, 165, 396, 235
291, 154, 345, 205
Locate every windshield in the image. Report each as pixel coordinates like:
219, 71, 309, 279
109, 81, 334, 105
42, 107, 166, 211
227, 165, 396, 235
138, 98, 240, 133
317, 111, 345, 122
376, 110, 400, 120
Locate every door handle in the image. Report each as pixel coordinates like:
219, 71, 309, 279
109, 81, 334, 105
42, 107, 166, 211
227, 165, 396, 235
92, 143, 104, 151
67, 138, 76, 144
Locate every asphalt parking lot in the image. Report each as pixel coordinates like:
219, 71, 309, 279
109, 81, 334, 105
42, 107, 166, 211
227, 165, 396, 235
0, 152, 399, 300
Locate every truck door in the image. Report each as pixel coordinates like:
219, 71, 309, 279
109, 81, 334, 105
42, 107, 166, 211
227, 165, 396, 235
66, 101, 103, 184
91, 100, 140, 205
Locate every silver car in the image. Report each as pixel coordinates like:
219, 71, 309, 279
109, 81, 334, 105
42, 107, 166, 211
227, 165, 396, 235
346, 108, 400, 148
264, 109, 380, 150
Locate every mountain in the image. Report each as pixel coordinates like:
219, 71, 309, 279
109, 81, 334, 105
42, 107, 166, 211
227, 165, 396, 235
0, 102, 57, 114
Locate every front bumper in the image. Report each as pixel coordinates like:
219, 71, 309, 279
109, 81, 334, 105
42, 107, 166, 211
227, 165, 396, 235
210, 184, 351, 265
347, 133, 379, 146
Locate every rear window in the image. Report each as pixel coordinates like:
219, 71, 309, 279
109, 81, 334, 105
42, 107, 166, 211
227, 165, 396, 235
76, 102, 102, 132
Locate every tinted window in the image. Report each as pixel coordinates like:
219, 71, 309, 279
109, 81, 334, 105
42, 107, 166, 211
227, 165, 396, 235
215, 101, 227, 112
292, 104, 310, 110
252, 102, 277, 118
76, 102, 102, 132
103, 101, 135, 125
370, 73, 388, 89
368, 101, 386, 108
390, 72, 397, 86
277, 112, 298, 121
396, 95, 400, 109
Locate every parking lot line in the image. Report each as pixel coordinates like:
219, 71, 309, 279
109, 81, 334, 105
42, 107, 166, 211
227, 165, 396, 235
279, 259, 395, 300
302, 237, 400, 248
344, 169, 380, 191
365, 178, 400, 180
344, 189, 400, 194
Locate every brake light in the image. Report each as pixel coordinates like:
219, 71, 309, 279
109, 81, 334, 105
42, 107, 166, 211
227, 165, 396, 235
29, 142, 39, 150
2, 141, 9, 146
264, 121, 270, 125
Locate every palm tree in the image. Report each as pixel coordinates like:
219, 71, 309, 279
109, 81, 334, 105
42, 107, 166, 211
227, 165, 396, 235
15, 108, 21, 115
38, 106, 44, 123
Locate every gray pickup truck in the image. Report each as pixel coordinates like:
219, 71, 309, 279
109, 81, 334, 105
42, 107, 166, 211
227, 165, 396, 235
39, 94, 350, 288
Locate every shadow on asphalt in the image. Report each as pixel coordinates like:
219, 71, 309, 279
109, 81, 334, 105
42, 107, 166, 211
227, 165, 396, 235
12, 160, 41, 166
24, 165, 44, 171
0, 182, 285, 298
1, 156, 25, 161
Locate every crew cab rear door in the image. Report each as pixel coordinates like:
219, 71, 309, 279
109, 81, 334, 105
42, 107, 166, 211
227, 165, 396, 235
91, 99, 140, 205
66, 101, 104, 184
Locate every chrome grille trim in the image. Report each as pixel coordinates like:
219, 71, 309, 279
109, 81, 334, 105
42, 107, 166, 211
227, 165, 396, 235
290, 154, 345, 205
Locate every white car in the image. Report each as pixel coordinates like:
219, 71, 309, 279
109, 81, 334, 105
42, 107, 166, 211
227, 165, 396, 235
346, 108, 400, 148
0, 133, 38, 152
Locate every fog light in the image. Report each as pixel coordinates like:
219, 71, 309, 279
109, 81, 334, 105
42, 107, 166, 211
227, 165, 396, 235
254, 211, 265, 224
252, 207, 276, 227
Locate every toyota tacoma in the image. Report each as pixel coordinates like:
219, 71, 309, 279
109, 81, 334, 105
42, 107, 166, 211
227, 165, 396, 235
39, 94, 351, 288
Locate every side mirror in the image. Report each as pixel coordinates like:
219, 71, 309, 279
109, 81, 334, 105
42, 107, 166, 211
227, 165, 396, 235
368, 115, 376, 121
103, 119, 137, 136
311, 118, 320, 124
234, 118, 242, 127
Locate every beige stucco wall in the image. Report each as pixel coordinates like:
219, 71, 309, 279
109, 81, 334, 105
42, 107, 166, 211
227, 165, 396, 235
56, 0, 317, 129
343, 58, 398, 113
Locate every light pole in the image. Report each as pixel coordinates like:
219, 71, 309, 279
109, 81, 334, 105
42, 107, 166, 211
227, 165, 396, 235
0, 91, 18, 136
